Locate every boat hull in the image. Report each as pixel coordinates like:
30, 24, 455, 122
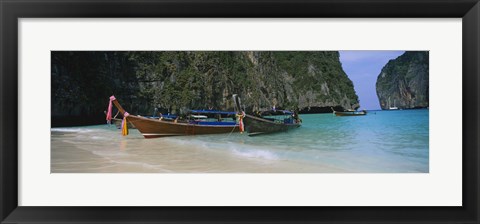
242, 115, 300, 136
333, 111, 367, 116
126, 115, 239, 138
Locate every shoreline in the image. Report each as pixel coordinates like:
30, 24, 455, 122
51, 129, 347, 173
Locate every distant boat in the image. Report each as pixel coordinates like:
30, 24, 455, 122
108, 96, 239, 138
387, 97, 399, 110
232, 94, 301, 136
331, 107, 367, 116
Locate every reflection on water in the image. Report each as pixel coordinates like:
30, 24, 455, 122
51, 110, 428, 173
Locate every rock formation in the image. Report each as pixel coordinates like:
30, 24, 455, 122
51, 51, 359, 126
376, 51, 429, 110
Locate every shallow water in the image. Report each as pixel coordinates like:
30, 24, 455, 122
51, 109, 428, 173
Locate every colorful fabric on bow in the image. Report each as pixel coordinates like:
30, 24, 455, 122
121, 112, 130, 136
236, 111, 245, 133
106, 95, 116, 124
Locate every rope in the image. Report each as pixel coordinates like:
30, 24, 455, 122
113, 110, 120, 119
227, 123, 238, 137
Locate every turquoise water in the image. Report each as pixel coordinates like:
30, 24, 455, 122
51, 109, 428, 173
178, 109, 429, 172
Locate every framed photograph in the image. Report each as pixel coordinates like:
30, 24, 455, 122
1, 0, 479, 223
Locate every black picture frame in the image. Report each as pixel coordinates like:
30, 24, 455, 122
1, 0, 479, 223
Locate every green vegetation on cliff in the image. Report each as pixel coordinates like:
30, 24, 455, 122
376, 51, 429, 109
52, 51, 359, 126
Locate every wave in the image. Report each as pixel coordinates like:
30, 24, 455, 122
51, 128, 95, 133
230, 148, 279, 161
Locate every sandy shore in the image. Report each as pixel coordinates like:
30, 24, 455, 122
51, 128, 346, 173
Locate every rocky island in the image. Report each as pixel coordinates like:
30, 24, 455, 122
376, 51, 429, 110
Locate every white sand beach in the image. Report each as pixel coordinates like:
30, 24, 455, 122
51, 127, 346, 173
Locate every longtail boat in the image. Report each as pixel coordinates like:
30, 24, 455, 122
232, 94, 301, 136
107, 96, 239, 138
331, 107, 367, 116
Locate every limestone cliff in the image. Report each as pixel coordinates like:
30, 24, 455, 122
51, 51, 359, 126
376, 51, 429, 110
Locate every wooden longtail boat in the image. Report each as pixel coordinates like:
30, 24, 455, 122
232, 94, 301, 136
331, 107, 367, 116
110, 96, 239, 138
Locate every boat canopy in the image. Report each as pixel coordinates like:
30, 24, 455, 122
189, 110, 237, 115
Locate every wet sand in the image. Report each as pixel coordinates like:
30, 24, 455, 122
51, 127, 346, 173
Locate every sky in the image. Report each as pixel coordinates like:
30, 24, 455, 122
339, 50, 405, 110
